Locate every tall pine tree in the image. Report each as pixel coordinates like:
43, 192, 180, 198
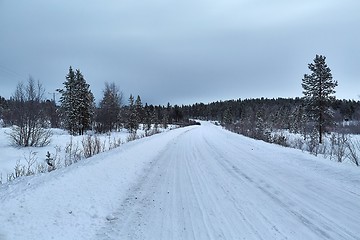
302, 55, 338, 143
58, 67, 95, 135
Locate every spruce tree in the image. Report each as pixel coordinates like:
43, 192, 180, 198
152, 107, 159, 131
58, 66, 76, 134
135, 95, 143, 126
58, 67, 95, 135
172, 105, 183, 123
75, 69, 95, 135
222, 108, 232, 126
302, 55, 338, 143
126, 94, 139, 133
96, 82, 122, 133
144, 103, 152, 132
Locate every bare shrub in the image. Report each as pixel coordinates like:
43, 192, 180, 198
293, 137, 305, 151
82, 135, 103, 158
271, 133, 288, 147
329, 133, 348, 163
8, 124, 52, 147
126, 132, 139, 142
53, 146, 62, 169
108, 136, 123, 150
24, 151, 37, 176
65, 137, 82, 166
146, 128, 161, 137
36, 162, 48, 173
14, 160, 26, 178
7, 151, 38, 182
346, 137, 360, 166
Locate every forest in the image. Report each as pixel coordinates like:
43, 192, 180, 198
0, 56, 360, 167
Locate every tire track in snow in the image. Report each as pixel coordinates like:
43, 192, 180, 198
95, 126, 261, 239
198, 135, 285, 240
94, 129, 193, 240
191, 135, 269, 239
183, 139, 244, 239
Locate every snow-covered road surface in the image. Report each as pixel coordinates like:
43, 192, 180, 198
1, 122, 360, 240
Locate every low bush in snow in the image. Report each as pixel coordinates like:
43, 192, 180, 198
8, 125, 52, 147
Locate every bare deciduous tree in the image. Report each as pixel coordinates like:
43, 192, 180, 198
7, 77, 52, 147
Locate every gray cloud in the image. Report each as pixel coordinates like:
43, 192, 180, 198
0, 0, 359, 105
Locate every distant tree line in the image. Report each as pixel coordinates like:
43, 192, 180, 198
182, 97, 360, 136
181, 55, 358, 144
0, 66, 192, 147
0, 56, 359, 148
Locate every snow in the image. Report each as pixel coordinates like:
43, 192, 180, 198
0, 127, 123, 181
1, 122, 360, 239
0, 125, 176, 182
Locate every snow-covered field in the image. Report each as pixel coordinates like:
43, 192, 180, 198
0, 126, 175, 183
0, 128, 117, 182
0, 122, 359, 239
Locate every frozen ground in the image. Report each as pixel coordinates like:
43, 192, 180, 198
0, 122, 359, 239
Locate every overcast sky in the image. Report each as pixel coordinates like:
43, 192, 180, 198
0, 0, 359, 105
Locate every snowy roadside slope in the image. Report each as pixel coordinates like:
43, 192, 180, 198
0, 126, 197, 240
1, 122, 360, 240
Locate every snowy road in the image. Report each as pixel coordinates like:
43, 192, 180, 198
96, 122, 360, 240
1, 122, 360, 240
